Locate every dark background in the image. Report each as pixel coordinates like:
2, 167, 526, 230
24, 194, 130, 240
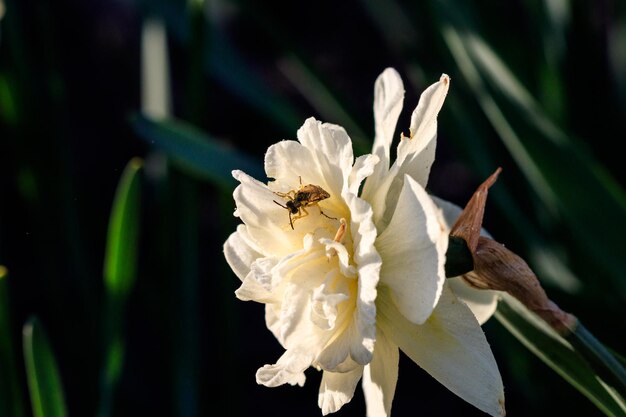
1, 0, 625, 416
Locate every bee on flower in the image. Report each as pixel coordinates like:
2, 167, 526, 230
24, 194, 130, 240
224, 68, 504, 416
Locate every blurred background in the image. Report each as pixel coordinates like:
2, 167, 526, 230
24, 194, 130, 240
1, 0, 625, 416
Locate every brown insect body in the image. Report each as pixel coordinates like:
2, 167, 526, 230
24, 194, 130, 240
273, 179, 335, 229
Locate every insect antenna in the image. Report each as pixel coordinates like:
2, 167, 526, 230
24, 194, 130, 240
273, 200, 288, 209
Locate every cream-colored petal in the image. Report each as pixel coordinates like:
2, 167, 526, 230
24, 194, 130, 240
378, 284, 505, 417
223, 225, 262, 281
362, 327, 399, 417
232, 170, 304, 256
448, 275, 500, 325
368, 75, 450, 229
349, 154, 379, 195
362, 68, 405, 201
234, 273, 274, 302
395, 74, 450, 188
346, 193, 381, 363
264, 139, 324, 192
256, 349, 313, 387
318, 367, 363, 415
376, 175, 447, 324
297, 117, 354, 198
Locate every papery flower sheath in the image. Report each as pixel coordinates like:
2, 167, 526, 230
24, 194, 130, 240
224, 68, 505, 416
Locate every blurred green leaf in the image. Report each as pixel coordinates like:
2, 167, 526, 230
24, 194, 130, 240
131, 113, 264, 186
103, 157, 143, 299
496, 295, 626, 417
0, 267, 25, 417
22, 317, 68, 417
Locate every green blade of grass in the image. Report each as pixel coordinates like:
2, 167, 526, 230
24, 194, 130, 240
495, 295, 626, 417
98, 157, 144, 417
0, 267, 25, 417
22, 317, 68, 417
131, 113, 264, 187
103, 157, 143, 299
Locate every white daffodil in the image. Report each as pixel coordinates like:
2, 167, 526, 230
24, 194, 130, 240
224, 68, 504, 416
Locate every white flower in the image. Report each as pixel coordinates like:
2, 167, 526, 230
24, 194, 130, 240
224, 68, 504, 416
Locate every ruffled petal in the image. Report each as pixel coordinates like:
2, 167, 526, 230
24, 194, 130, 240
297, 117, 354, 198
362, 327, 399, 417
264, 139, 323, 192
256, 349, 313, 387
376, 175, 447, 324
232, 170, 304, 256
362, 68, 405, 201
223, 225, 262, 281
318, 367, 364, 415
378, 284, 505, 417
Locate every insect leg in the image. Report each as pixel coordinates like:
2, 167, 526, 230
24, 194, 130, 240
317, 205, 337, 220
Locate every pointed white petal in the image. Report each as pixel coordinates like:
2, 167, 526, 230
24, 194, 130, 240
223, 225, 262, 281
376, 175, 448, 324
256, 349, 313, 387
395, 74, 450, 187
362, 328, 399, 417
362, 68, 405, 202
367, 75, 450, 228
318, 367, 363, 415
378, 284, 505, 417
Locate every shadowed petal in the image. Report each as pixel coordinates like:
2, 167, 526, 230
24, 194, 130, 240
378, 284, 505, 417
223, 225, 262, 281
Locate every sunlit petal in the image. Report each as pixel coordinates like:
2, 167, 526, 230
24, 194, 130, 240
377, 175, 447, 324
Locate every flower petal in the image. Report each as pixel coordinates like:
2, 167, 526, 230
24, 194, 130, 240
223, 225, 262, 281
232, 170, 303, 256
448, 275, 500, 325
318, 367, 364, 415
378, 284, 505, 417
297, 117, 354, 197
349, 154, 379, 195
395, 74, 450, 187
264, 139, 321, 191
376, 175, 447, 324
346, 193, 382, 363
256, 349, 313, 387
362, 68, 405, 202
362, 327, 399, 417
367, 75, 450, 228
